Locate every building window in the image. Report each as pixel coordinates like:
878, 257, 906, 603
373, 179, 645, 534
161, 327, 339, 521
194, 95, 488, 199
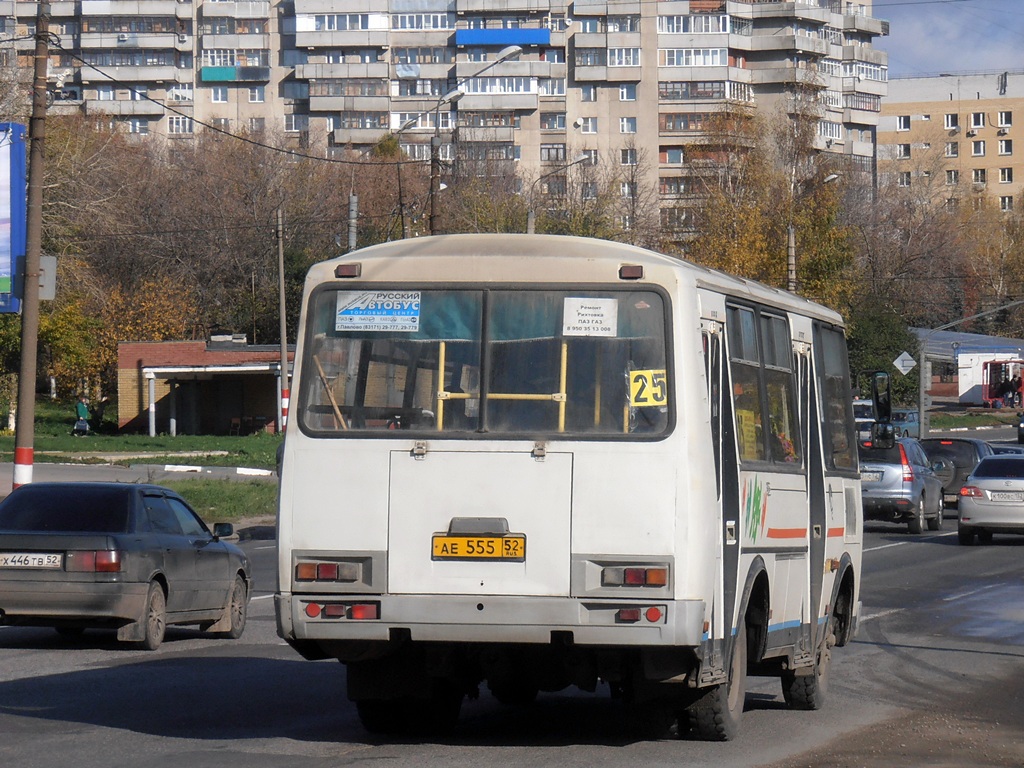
998, 111, 1013, 128
1001, 168, 1013, 184
895, 143, 910, 159
540, 143, 566, 162
971, 112, 985, 129
620, 148, 637, 165
249, 117, 265, 133
619, 83, 636, 101
620, 117, 637, 134
284, 114, 308, 132
581, 84, 597, 102
945, 142, 959, 158
999, 139, 1013, 155
249, 86, 265, 103
973, 169, 987, 184
538, 78, 566, 96
946, 169, 959, 185
896, 115, 910, 131
97, 84, 114, 101
620, 181, 636, 199
212, 86, 228, 103
168, 84, 193, 102
581, 181, 597, 200
660, 147, 684, 164
579, 117, 597, 134
972, 140, 985, 156
944, 113, 959, 130
540, 112, 566, 130
581, 149, 599, 165
608, 48, 641, 67
897, 171, 911, 187
128, 118, 148, 135
167, 115, 193, 134
1001, 196, 1014, 211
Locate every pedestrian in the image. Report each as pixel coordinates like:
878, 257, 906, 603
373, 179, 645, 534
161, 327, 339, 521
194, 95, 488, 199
73, 395, 90, 436
1012, 374, 1022, 408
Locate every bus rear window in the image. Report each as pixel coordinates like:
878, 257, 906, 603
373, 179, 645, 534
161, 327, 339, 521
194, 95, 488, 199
297, 288, 670, 438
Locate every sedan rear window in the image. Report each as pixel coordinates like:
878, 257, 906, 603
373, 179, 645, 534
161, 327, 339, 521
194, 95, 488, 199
972, 458, 1024, 478
0, 486, 131, 533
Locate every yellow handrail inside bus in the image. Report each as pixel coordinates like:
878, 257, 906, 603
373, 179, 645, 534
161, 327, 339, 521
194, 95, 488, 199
313, 355, 348, 430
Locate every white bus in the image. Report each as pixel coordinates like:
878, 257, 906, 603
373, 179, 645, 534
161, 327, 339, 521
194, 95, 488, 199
275, 234, 864, 740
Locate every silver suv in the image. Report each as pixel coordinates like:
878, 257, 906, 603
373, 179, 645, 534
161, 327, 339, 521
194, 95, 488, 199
859, 437, 944, 534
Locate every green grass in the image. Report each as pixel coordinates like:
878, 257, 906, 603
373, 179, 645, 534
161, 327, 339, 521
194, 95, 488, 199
0, 399, 282, 469
929, 410, 1020, 429
160, 478, 278, 525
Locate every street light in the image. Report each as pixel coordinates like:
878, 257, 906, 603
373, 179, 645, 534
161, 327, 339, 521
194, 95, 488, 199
787, 172, 840, 293
526, 152, 590, 234
428, 44, 523, 235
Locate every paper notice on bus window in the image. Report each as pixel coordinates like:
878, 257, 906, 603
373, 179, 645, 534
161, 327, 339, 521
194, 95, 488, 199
335, 291, 421, 332
562, 297, 618, 337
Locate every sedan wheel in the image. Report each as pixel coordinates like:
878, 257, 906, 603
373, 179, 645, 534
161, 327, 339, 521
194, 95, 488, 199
907, 497, 925, 534
140, 582, 166, 651
926, 493, 943, 531
220, 575, 248, 639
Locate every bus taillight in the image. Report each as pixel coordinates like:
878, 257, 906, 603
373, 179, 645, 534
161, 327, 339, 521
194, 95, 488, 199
602, 565, 669, 587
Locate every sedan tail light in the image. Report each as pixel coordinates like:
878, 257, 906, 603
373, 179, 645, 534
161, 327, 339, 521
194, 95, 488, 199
960, 485, 984, 498
66, 550, 122, 573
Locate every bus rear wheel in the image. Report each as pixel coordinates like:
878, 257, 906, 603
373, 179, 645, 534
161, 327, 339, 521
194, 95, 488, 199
782, 617, 833, 710
688, 624, 747, 741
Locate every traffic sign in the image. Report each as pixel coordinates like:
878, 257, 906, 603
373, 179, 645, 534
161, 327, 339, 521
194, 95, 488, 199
893, 351, 916, 375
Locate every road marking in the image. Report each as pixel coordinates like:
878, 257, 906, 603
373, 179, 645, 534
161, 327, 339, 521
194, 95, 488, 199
255, 545, 275, 551
252, 594, 275, 601
859, 607, 902, 622
942, 584, 1001, 602
864, 530, 956, 552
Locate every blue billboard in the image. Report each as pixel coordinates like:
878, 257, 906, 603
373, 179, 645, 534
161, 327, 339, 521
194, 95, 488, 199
0, 123, 26, 314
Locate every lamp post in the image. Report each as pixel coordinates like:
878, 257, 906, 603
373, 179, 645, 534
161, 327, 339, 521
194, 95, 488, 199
428, 44, 523, 235
787, 172, 839, 293
527, 152, 590, 234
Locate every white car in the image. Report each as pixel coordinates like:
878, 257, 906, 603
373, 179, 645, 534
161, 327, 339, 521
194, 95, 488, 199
958, 455, 1024, 544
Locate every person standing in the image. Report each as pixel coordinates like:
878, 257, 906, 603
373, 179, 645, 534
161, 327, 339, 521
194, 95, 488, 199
73, 395, 90, 436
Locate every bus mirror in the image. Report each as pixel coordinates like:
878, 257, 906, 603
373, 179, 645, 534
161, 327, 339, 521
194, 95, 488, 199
871, 422, 896, 449
871, 371, 892, 423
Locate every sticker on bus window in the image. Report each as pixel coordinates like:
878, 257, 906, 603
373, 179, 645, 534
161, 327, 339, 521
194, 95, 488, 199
562, 297, 618, 337
629, 369, 668, 407
335, 291, 421, 332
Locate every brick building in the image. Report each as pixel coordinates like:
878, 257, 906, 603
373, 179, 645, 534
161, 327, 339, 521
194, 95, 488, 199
118, 335, 293, 435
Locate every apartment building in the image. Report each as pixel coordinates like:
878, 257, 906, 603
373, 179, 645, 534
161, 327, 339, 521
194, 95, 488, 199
3, 0, 889, 234
879, 71, 1024, 212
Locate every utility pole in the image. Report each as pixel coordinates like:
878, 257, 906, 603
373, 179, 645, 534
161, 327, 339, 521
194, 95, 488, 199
276, 208, 289, 432
13, 3, 50, 489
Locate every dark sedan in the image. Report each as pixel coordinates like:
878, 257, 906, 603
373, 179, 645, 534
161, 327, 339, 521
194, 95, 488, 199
919, 437, 995, 510
0, 482, 251, 650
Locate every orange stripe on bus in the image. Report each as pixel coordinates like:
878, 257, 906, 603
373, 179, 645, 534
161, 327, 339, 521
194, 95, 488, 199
827, 527, 845, 538
766, 528, 807, 539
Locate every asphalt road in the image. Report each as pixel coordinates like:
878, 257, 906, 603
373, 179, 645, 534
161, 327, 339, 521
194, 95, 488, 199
2, 496, 1024, 767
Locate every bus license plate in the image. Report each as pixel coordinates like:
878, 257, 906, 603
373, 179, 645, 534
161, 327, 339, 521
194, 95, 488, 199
432, 535, 526, 562
0, 552, 63, 569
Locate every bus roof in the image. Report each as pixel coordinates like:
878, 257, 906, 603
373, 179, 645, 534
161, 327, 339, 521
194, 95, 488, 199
313, 234, 845, 327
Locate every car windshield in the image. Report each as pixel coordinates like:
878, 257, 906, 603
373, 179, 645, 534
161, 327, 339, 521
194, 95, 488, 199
972, 458, 1024, 478
853, 402, 873, 420
0, 486, 131, 533
858, 441, 902, 464
920, 440, 978, 466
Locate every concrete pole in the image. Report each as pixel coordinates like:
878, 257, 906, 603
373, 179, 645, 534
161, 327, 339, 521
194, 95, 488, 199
147, 374, 156, 437
13, 3, 51, 489
276, 208, 289, 430
169, 380, 177, 437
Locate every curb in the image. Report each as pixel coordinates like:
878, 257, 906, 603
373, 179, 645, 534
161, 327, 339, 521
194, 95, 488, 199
127, 464, 278, 483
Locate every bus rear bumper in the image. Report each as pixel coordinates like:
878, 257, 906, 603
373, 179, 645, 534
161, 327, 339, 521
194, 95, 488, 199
276, 592, 707, 648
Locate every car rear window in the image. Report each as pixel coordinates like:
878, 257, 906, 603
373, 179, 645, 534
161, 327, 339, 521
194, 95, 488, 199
972, 458, 1024, 478
0, 486, 131, 533
858, 442, 902, 464
920, 440, 978, 466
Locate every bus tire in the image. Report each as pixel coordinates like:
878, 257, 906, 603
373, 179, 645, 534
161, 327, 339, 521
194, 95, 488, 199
781, 618, 833, 710
689, 624, 747, 741
356, 699, 411, 734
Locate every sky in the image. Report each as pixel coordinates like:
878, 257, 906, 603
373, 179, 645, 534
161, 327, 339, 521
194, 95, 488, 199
873, 0, 1024, 79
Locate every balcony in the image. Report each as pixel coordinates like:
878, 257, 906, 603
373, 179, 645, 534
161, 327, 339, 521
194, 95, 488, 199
79, 65, 180, 82
81, 0, 179, 15
456, 125, 515, 142
203, 34, 271, 49
308, 95, 389, 112
454, 28, 551, 47
294, 30, 390, 49
78, 32, 180, 49
295, 0, 387, 12
454, 0, 552, 11
459, 92, 538, 111
201, 65, 271, 82
748, 2, 829, 24
85, 99, 166, 116
294, 62, 389, 80
198, 1, 271, 19
745, 35, 829, 56
844, 12, 887, 37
